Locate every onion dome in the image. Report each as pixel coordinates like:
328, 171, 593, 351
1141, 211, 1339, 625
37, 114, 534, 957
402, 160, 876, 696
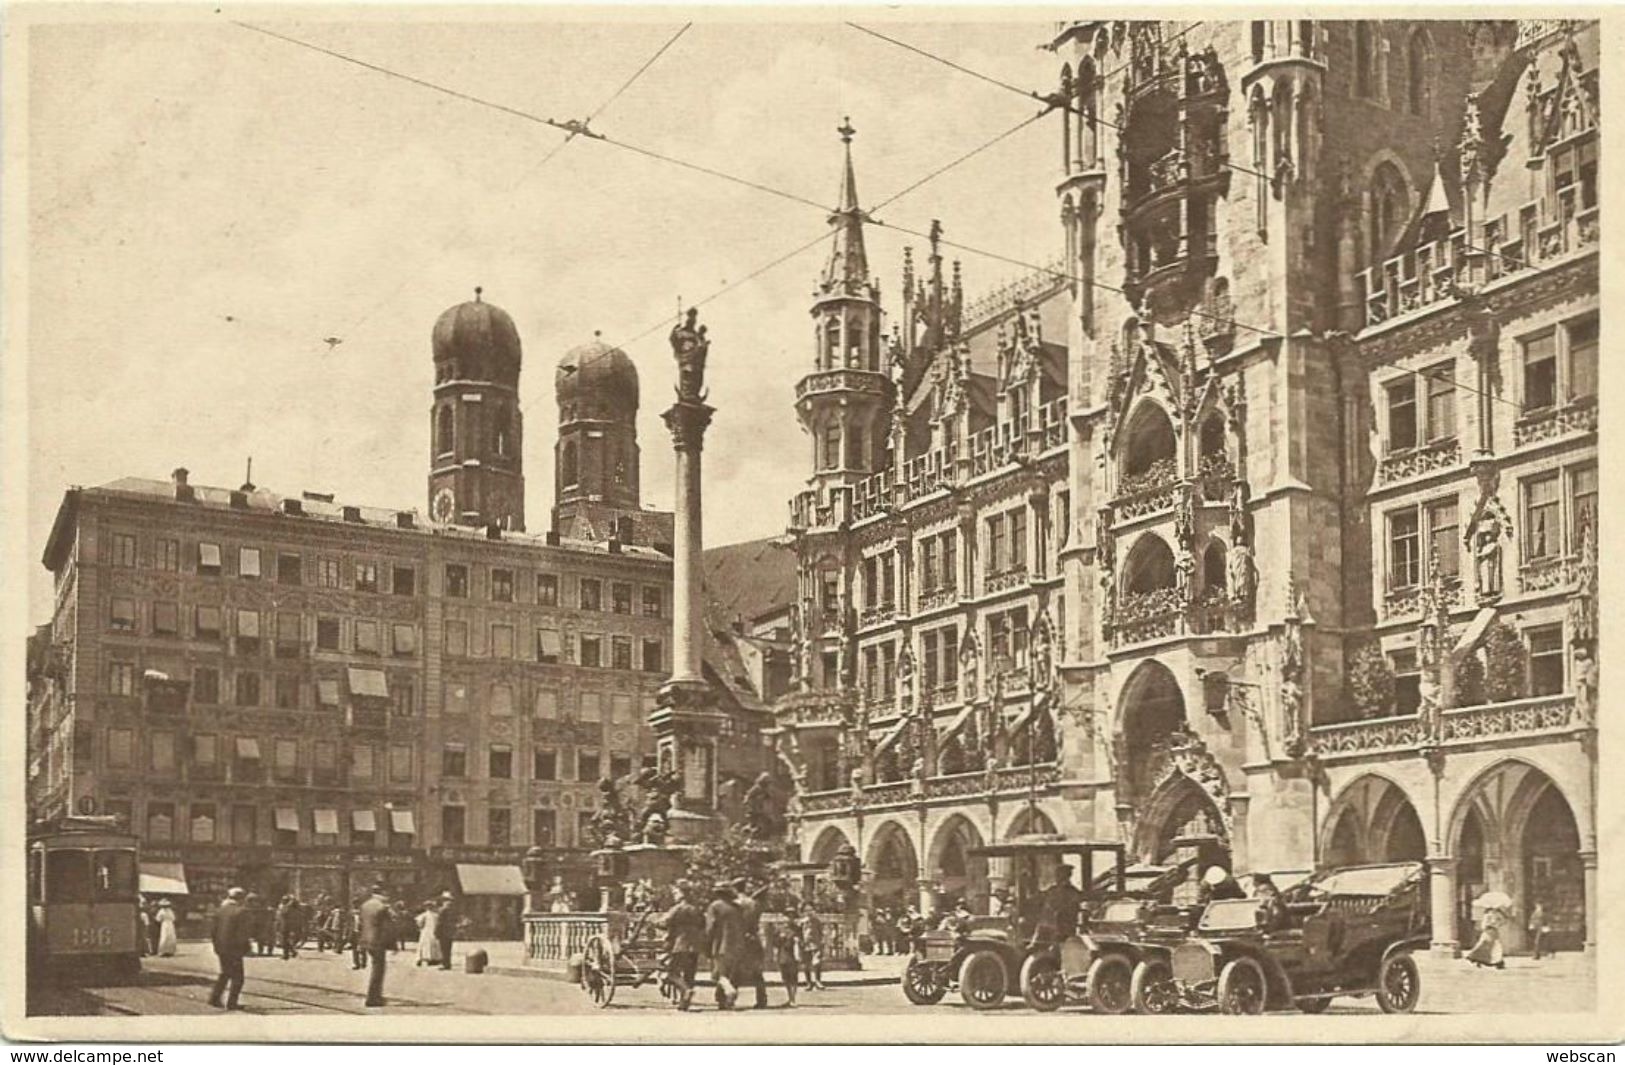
556, 334, 639, 423
432, 288, 521, 386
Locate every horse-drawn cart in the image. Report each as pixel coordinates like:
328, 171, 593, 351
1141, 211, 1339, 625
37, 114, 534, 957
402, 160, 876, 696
578, 907, 677, 1008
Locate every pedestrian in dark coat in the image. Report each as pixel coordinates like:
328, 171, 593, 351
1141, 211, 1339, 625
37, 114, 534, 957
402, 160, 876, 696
772, 901, 803, 1007
656, 881, 706, 1010
800, 910, 826, 990
704, 883, 745, 1009
733, 878, 769, 1009
274, 897, 297, 960
358, 886, 391, 1006
434, 891, 457, 970
208, 887, 252, 1010
348, 898, 367, 969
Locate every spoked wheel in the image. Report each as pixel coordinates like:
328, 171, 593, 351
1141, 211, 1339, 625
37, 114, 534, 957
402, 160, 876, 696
958, 950, 1009, 1010
1085, 954, 1134, 1014
1131, 959, 1178, 1014
580, 935, 617, 1008
901, 958, 948, 1005
1375, 952, 1420, 1014
1020, 953, 1065, 1012
1217, 956, 1268, 1015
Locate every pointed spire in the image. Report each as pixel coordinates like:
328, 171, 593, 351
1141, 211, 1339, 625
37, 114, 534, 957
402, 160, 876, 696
821, 117, 870, 298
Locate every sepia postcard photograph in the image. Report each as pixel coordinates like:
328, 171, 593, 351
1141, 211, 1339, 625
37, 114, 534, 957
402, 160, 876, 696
2, 3, 1619, 1046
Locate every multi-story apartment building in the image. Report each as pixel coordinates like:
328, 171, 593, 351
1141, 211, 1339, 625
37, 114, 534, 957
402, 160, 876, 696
26, 293, 772, 934
776, 19, 1597, 956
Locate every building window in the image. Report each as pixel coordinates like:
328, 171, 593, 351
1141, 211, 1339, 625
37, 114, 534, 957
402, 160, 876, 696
1369, 162, 1409, 260
318, 558, 342, 588
612, 636, 633, 670
355, 562, 379, 593
152, 600, 178, 636
986, 515, 1006, 575
351, 744, 374, 782
195, 605, 222, 641
190, 803, 216, 844
391, 566, 416, 596
392, 624, 416, 657
441, 806, 466, 846
1567, 315, 1598, 402
580, 579, 602, 611
193, 734, 217, 768
536, 625, 562, 664
612, 583, 633, 615
535, 689, 559, 719
1383, 376, 1414, 447
275, 611, 301, 657
147, 801, 175, 842
642, 639, 664, 673
580, 692, 602, 722
489, 744, 514, 780
1354, 22, 1375, 98
442, 744, 467, 778
1391, 649, 1420, 715
610, 755, 633, 782
491, 568, 515, 602
313, 741, 336, 783
438, 406, 455, 456
533, 749, 558, 781
232, 805, 258, 846
577, 749, 601, 783
642, 586, 663, 617
235, 672, 261, 707
445, 620, 469, 657
1426, 498, 1459, 579
274, 675, 300, 710
1569, 465, 1598, 549
1406, 31, 1430, 116
277, 553, 302, 585
1523, 473, 1561, 561
107, 728, 134, 768
275, 738, 299, 781
538, 573, 559, 606
198, 542, 222, 577
354, 619, 380, 655
239, 547, 261, 579
561, 441, 578, 487
389, 743, 413, 783
236, 609, 261, 654
490, 683, 514, 716
580, 635, 603, 668
445, 564, 469, 598
445, 681, 469, 716
393, 679, 416, 717
150, 731, 175, 773
987, 607, 1030, 674
111, 533, 138, 568
193, 667, 220, 704
109, 661, 135, 696
156, 538, 179, 572
533, 808, 556, 846
1551, 135, 1598, 213
492, 624, 515, 659
316, 617, 340, 651
488, 807, 512, 847
821, 424, 841, 470
1522, 332, 1558, 412
1388, 508, 1422, 588
109, 597, 137, 633
1527, 625, 1565, 696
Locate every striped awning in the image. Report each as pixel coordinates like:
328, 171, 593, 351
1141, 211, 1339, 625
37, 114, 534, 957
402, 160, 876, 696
455, 864, 527, 896
352, 809, 378, 833
235, 737, 261, 760
274, 807, 299, 832
390, 809, 416, 835
313, 809, 339, 836
347, 667, 389, 698
139, 862, 189, 896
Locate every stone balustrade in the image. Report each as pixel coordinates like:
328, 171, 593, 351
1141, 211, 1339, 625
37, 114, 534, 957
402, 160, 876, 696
1307, 694, 1580, 760
1378, 436, 1461, 487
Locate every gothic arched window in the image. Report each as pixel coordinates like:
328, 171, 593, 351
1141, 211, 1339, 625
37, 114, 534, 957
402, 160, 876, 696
1406, 31, 1431, 116
492, 406, 511, 458
437, 406, 454, 457
561, 440, 578, 488
1354, 22, 1375, 98
1369, 161, 1410, 261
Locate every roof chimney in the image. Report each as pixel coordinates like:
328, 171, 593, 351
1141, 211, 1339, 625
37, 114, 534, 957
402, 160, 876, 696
282, 499, 304, 516
172, 467, 195, 502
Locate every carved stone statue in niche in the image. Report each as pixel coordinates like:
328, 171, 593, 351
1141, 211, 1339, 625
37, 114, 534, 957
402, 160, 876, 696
1416, 563, 1451, 744
959, 630, 980, 704
1466, 492, 1511, 603
1030, 614, 1054, 691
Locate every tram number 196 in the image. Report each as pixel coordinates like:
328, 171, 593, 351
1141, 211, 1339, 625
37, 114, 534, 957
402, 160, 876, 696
69, 926, 114, 949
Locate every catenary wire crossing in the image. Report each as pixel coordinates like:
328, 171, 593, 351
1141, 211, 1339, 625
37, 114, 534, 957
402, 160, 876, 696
235, 21, 1550, 414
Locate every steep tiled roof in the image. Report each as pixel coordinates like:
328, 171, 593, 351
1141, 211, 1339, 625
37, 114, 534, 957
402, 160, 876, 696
701, 536, 797, 627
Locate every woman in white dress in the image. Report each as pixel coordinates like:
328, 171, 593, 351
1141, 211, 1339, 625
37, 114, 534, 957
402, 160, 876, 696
155, 900, 178, 957
416, 902, 443, 967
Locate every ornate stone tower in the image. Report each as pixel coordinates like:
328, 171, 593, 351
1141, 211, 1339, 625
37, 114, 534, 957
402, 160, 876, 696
428, 288, 526, 530
552, 335, 642, 535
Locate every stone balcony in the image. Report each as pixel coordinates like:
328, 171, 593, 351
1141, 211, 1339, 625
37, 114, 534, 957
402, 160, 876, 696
1377, 436, 1461, 488
1306, 694, 1582, 761
1382, 575, 1463, 621
774, 689, 857, 730
796, 761, 1062, 815
1513, 399, 1597, 449
795, 368, 890, 404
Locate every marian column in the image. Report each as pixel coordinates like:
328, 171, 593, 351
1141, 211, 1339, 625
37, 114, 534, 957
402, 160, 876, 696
653, 308, 726, 832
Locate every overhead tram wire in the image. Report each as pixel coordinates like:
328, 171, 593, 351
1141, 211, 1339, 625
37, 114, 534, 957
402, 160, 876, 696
234, 20, 1532, 415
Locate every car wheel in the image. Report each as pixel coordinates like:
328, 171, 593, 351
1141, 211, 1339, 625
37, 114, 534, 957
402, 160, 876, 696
1131, 959, 1177, 1014
1020, 954, 1065, 1012
1086, 954, 1134, 1014
1376, 952, 1421, 1014
1217, 956, 1268, 1015
902, 958, 948, 1006
958, 950, 1009, 1010
1296, 996, 1332, 1014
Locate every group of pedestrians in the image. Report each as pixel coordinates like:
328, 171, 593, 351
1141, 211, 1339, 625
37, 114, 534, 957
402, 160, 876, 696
136, 898, 178, 957
204, 883, 462, 1011
655, 879, 827, 1011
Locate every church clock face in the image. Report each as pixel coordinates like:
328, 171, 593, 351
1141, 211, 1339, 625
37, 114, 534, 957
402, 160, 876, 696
432, 487, 456, 524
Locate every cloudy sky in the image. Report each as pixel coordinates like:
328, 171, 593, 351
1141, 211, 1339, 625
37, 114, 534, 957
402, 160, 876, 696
25, 11, 1065, 619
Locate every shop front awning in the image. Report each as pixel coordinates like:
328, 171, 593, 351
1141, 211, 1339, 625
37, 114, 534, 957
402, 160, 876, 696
390, 809, 416, 835
235, 737, 262, 760
314, 808, 339, 836
353, 809, 378, 833
348, 667, 389, 699
275, 807, 300, 832
455, 864, 528, 896
138, 861, 189, 896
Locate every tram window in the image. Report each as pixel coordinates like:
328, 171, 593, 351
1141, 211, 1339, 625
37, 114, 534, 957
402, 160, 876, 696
46, 850, 93, 903
93, 850, 137, 901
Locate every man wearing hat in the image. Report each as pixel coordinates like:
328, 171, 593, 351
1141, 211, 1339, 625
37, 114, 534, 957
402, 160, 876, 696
704, 882, 744, 1009
434, 890, 458, 971
1199, 866, 1246, 904
208, 887, 252, 1010
1040, 863, 1086, 941
732, 877, 769, 1009
357, 884, 392, 1007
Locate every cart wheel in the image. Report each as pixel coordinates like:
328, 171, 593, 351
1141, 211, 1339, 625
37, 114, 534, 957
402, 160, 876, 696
1130, 959, 1177, 1014
1217, 956, 1268, 1015
1375, 952, 1420, 1014
580, 935, 617, 1008
1085, 954, 1133, 1014
1020, 953, 1065, 1012
901, 958, 948, 1005
958, 950, 1009, 1010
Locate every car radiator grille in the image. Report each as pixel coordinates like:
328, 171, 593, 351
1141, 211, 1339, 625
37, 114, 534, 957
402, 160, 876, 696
1171, 943, 1214, 984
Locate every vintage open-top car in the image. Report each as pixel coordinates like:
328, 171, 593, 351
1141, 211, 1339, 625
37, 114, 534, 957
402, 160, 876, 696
1150, 861, 1430, 1014
901, 836, 1126, 1010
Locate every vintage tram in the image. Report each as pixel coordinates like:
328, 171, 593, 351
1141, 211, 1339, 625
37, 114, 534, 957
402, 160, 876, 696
27, 816, 143, 978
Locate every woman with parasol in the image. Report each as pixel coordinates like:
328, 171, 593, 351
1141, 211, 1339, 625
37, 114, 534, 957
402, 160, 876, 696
1464, 890, 1513, 969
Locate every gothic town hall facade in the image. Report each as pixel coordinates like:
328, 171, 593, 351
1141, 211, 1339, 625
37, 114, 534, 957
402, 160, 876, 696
773, 19, 1598, 957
